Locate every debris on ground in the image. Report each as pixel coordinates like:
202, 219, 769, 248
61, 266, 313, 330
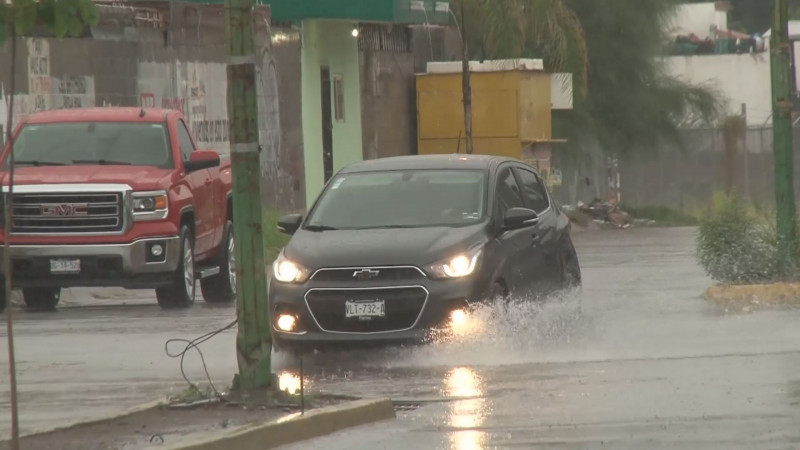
564, 199, 633, 229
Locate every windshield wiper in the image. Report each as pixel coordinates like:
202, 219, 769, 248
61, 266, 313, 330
15, 160, 66, 166
354, 225, 419, 230
72, 159, 132, 165
305, 224, 339, 232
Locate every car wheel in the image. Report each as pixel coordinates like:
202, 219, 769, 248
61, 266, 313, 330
490, 281, 508, 305
200, 220, 237, 304
157, 226, 196, 309
561, 239, 582, 289
23, 287, 61, 311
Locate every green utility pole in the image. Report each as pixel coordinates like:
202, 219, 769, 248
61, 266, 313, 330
770, 0, 798, 268
225, 0, 272, 389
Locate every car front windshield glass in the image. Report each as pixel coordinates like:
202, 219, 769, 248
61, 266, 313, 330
5, 122, 173, 169
307, 169, 487, 229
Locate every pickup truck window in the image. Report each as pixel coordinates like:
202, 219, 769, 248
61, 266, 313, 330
177, 120, 195, 162
5, 122, 173, 169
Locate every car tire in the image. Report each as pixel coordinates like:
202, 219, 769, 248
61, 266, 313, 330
561, 239, 582, 289
490, 282, 508, 305
23, 287, 61, 311
200, 220, 237, 304
156, 226, 196, 309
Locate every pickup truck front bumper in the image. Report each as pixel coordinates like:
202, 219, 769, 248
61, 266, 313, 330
0, 236, 181, 289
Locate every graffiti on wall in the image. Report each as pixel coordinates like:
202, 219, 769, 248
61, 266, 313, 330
0, 38, 96, 135
137, 61, 230, 153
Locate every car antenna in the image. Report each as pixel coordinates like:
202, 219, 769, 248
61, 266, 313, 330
455, 130, 462, 154
139, 108, 146, 118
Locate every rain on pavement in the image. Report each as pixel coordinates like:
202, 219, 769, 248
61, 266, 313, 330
3, 227, 800, 448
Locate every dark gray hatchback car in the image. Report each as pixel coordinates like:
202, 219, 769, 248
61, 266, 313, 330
268, 154, 581, 352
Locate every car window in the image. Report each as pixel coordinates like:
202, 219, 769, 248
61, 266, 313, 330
6, 122, 173, 169
514, 167, 550, 213
306, 170, 487, 229
177, 121, 195, 162
495, 167, 524, 218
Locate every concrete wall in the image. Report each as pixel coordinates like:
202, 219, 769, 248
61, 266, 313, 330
0, 3, 304, 212
301, 19, 364, 208
664, 53, 771, 125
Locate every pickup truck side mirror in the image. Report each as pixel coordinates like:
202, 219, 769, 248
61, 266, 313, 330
503, 207, 539, 230
184, 150, 220, 173
277, 214, 303, 235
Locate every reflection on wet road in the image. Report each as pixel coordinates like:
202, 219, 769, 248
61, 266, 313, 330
3, 228, 800, 448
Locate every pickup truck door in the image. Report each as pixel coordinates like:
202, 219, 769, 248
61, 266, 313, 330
176, 120, 216, 256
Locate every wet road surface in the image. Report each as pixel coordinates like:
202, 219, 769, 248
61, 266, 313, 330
2, 227, 800, 448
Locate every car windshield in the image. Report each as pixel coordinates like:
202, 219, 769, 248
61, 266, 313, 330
306, 170, 487, 229
5, 122, 173, 169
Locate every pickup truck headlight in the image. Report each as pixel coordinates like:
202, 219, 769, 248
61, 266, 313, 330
272, 252, 310, 283
132, 191, 168, 221
428, 245, 483, 279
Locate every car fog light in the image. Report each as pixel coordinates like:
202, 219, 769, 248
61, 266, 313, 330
276, 314, 297, 332
450, 309, 467, 328
150, 244, 164, 257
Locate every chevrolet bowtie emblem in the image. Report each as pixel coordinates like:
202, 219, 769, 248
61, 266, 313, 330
353, 268, 380, 280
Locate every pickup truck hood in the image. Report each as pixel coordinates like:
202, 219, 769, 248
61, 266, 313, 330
0, 165, 173, 190
285, 223, 489, 269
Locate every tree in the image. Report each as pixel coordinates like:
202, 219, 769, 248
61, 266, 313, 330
450, 0, 589, 154
1, 2, 97, 448
555, 0, 720, 160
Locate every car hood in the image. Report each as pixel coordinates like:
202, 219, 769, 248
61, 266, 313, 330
0, 165, 173, 190
285, 223, 489, 269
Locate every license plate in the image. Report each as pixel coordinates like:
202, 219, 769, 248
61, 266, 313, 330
345, 300, 385, 318
50, 258, 81, 274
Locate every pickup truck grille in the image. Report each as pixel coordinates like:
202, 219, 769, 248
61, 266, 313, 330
7, 193, 124, 234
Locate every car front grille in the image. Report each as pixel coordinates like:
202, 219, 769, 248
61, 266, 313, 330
7, 192, 124, 234
305, 286, 428, 333
310, 266, 427, 282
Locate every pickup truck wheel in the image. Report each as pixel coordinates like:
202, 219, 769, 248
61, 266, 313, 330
156, 226, 196, 309
22, 287, 61, 311
200, 221, 236, 304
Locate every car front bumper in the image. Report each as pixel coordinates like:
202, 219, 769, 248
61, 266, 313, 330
0, 236, 181, 288
268, 272, 490, 351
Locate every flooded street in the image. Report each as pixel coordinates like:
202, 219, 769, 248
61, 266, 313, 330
3, 227, 800, 448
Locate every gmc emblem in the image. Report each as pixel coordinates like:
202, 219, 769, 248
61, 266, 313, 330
40, 203, 89, 217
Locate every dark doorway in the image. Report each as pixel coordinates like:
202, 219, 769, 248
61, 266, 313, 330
320, 66, 334, 183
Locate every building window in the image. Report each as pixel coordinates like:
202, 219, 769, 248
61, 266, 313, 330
333, 74, 345, 123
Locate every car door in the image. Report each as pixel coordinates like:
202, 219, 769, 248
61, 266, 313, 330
176, 119, 215, 256
492, 165, 545, 300
513, 166, 561, 287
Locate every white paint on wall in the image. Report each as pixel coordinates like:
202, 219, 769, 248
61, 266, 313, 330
664, 53, 771, 126
137, 61, 230, 155
669, 3, 728, 39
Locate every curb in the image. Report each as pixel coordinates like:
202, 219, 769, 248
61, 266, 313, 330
163, 398, 396, 450
14, 398, 166, 439
705, 283, 800, 308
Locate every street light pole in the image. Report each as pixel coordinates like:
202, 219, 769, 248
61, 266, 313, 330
770, 0, 797, 268
224, 0, 273, 389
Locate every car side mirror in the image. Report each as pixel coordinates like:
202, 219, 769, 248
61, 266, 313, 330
184, 150, 220, 173
503, 207, 539, 230
277, 214, 303, 235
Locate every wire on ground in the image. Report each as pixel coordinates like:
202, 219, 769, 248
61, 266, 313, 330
165, 318, 237, 398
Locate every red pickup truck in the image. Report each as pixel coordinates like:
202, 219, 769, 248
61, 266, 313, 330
0, 108, 235, 312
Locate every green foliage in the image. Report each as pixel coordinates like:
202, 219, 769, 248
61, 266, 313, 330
556, 0, 721, 158
263, 209, 290, 264
623, 205, 699, 226
452, 0, 589, 95
0, 0, 98, 43
696, 193, 784, 284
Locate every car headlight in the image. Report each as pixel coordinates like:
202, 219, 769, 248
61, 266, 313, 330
428, 246, 483, 279
273, 252, 310, 283
132, 191, 168, 221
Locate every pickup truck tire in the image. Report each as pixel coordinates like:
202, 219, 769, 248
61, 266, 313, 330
200, 220, 236, 304
156, 226, 196, 309
23, 287, 61, 311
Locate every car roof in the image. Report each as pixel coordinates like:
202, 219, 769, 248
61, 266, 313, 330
339, 154, 519, 173
21, 108, 171, 125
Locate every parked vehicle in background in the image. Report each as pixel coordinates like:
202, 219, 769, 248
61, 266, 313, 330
0, 108, 236, 313
269, 154, 581, 353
